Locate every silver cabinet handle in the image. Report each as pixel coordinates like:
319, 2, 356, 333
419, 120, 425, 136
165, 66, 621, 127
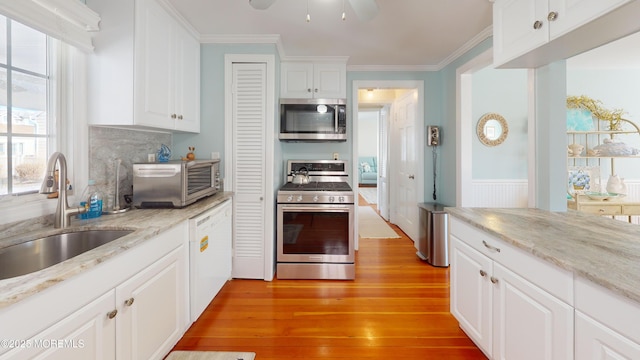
107, 309, 118, 319
171, 114, 177, 119
533, 20, 543, 30
479, 270, 487, 277
177, 115, 183, 120
490, 277, 499, 284
124, 297, 135, 307
307, 88, 312, 93
408, 174, 415, 179
547, 11, 558, 21
482, 240, 501, 253
314, 88, 318, 93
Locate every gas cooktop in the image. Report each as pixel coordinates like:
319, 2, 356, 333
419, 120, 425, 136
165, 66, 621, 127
279, 181, 352, 192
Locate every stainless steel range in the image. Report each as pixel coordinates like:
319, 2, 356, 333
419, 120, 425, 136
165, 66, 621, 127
277, 160, 355, 280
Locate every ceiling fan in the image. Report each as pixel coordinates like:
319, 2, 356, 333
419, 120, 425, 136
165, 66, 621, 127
248, 0, 379, 21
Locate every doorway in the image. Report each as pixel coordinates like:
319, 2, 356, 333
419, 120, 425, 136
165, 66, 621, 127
456, 49, 535, 208
352, 81, 425, 248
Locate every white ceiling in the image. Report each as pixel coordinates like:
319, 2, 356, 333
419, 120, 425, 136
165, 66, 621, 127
166, 0, 494, 70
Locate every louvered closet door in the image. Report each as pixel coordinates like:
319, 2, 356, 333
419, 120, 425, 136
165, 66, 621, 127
231, 63, 266, 279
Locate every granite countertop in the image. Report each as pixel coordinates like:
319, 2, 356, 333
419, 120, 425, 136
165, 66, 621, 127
446, 207, 640, 303
0, 192, 233, 309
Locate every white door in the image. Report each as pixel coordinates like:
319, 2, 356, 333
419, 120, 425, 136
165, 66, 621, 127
230, 63, 267, 279
378, 106, 390, 220
134, 0, 174, 129
492, 263, 574, 360
393, 90, 419, 241
116, 245, 187, 360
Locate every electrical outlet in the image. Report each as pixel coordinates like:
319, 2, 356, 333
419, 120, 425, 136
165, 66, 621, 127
148, 153, 156, 162
333, 152, 339, 160
211, 152, 220, 160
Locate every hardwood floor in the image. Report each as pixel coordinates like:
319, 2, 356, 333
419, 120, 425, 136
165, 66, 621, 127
172, 196, 486, 359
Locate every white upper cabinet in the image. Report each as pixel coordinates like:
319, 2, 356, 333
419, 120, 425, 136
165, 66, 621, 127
87, 0, 200, 133
493, 0, 637, 68
281, 61, 346, 99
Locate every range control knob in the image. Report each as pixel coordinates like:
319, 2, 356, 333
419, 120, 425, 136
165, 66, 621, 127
313, 195, 319, 202
338, 196, 345, 203
287, 195, 293, 202
329, 196, 335, 203
296, 195, 303, 202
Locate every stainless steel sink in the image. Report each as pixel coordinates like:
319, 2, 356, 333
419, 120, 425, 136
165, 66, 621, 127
0, 229, 134, 280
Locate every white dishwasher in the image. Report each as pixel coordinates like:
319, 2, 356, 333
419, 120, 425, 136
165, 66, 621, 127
189, 198, 232, 322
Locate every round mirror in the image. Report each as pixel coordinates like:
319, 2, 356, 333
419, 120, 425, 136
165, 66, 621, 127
477, 113, 509, 147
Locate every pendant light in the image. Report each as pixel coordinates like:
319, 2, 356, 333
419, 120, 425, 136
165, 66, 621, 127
306, 0, 311, 22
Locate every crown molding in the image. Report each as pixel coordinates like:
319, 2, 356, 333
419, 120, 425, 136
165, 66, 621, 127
434, 25, 493, 70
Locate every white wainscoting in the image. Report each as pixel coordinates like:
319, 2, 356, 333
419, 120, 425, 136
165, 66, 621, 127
471, 179, 528, 208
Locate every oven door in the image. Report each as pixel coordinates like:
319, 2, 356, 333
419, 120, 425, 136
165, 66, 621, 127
277, 203, 354, 263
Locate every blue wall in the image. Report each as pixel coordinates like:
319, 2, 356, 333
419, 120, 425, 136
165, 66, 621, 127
472, 67, 528, 179
176, 39, 511, 206
173, 43, 281, 180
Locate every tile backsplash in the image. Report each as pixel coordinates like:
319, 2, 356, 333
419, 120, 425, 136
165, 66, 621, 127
89, 126, 171, 207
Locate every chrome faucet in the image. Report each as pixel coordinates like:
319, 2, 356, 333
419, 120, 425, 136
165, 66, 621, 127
40, 152, 87, 228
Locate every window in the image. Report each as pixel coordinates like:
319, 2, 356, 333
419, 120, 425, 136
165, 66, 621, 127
0, 15, 55, 196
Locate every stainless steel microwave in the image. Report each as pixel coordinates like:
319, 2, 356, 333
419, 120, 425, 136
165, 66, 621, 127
132, 159, 221, 208
279, 98, 347, 141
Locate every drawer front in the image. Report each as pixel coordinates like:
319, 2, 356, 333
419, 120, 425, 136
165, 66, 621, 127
581, 204, 622, 215
622, 205, 640, 215
449, 216, 573, 304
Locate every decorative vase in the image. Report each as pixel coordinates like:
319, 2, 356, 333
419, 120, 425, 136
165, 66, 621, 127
606, 175, 627, 194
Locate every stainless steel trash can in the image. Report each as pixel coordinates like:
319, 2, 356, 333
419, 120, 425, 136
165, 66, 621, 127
417, 203, 449, 267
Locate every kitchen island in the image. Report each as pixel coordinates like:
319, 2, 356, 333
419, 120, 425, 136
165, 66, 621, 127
446, 207, 640, 359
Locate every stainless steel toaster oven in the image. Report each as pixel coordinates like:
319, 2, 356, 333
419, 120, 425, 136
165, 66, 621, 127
133, 159, 221, 208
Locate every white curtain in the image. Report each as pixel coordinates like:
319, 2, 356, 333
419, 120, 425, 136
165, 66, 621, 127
0, 0, 100, 52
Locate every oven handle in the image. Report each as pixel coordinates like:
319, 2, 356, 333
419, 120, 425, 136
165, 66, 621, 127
279, 205, 352, 212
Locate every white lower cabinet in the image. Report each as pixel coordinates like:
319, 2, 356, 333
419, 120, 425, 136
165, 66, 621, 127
450, 217, 574, 360
0, 291, 116, 360
116, 245, 187, 360
0, 222, 189, 360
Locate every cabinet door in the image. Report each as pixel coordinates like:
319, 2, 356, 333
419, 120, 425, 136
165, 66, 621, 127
135, 0, 175, 130
116, 244, 188, 360
450, 236, 493, 357
575, 311, 640, 360
492, 263, 574, 360
549, 0, 630, 39
280, 63, 314, 98
0, 291, 116, 360
493, 0, 548, 65
174, 24, 200, 133
313, 63, 346, 99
